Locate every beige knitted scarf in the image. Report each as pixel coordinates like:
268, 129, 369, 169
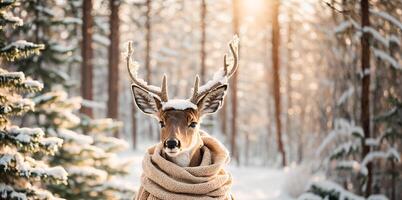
135, 133, 233, 200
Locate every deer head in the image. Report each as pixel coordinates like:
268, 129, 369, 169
127, 36, 239, 166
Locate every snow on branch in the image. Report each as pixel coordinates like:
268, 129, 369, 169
0, 40, 44, 61
67, 166, 107, 184
329, 140, 360, 160
55, 128, 93, 145
333, 19, 359, 34
93, 135, 129, 153
372, 48, 401, 70
80, 118, 122, 133
335, 160, 361, 173
309, 180, 365, 200
362, 26, 399, 48
317, 119, 363, 155
370, 9, 402, 31
0, 183, 65, 200
62, 143, 107, 159
336, 87, 354, 106
0, 97, 35, 116
0, 69, 43, 92
62, 17, 82, 25
0, 149, 68, 183
0, 12, 23, 27
360, 148, 400, 175
1, 126, 63, 154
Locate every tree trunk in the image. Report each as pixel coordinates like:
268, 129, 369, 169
81, 0, 94, 117
271, 0, 287, 167
145, 0, 152, 83
264, 30, 273, 165
230, 0, 240, 165
132, 102, 137, 149
220, 103, 227, 135
245, 133, 250, 166
298, 103, 305, 164
145, 0, 155, 140
107, 0, 120, 137
200, 0, 207, 83
360, 0, 372, 197
285, 9, 293, 145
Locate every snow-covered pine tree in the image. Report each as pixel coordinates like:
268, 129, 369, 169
372, 97, 402, 200
300, 118, 396, 200
4, 1, 135, 199
13, 0, 82, 89
0, 69, 67, 200
298, 1, 402, 199
0, 1, 43, 62
31, 90, 134, 200
0, 1, 67, 199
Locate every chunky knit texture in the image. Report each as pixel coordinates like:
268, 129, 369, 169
135, 133, 233, 200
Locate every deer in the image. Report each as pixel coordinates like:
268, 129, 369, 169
127, 37, 238, 168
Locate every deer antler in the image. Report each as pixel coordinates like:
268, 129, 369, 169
126, 41, 169, 102
190, 36, 239, 104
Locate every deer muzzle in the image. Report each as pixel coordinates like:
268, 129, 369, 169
164, 138, 181, 150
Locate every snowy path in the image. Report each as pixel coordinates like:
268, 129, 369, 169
120, 150, 292, 200
228, 166, 288, 200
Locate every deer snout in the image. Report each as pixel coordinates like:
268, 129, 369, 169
164, 139, 181, 149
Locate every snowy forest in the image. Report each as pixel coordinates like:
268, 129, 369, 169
0, 0, 401, 199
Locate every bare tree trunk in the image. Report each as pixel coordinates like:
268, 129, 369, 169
107, 0, 120, 137
145, 0, 152, 83
220, 103, 227, 135
285, 10, 293, 143
271, 0, 287, 167
245, 133, 250, 166
230, 0, 240, 165
81, 0, 93, 117
360, 0, 372, 196
298, 103, 305, 164
132, 102, 137, 149
264, 29, 273, 165
200, 0, 207, 83
145, 0, 155, 140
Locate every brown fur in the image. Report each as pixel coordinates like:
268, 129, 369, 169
158, 109, 198, 147
158, 108, 203, 167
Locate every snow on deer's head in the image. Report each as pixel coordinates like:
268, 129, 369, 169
127, 36, 239, 160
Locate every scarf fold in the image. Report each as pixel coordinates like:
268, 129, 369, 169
135, 134, 233, 200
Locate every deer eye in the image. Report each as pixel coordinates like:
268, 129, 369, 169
159, 121, 165, 128
189, 122, 197, 128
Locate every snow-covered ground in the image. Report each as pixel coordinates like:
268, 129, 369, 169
119, 147, 294, 200
228, 166, 292, 200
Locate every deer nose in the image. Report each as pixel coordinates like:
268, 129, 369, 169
164, 139, 180, 149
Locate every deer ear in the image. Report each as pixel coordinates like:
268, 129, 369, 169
197, 85, 227, 115
131, 85, 162, 115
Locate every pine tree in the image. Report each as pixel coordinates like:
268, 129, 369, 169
373, 97, 402, 200
5, 1, 135, 199
0, 1, 67, 199
298, 1, 402, 199
31, 90, 134, 200
0, 69, 67, 200
302, 118, 398, 200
